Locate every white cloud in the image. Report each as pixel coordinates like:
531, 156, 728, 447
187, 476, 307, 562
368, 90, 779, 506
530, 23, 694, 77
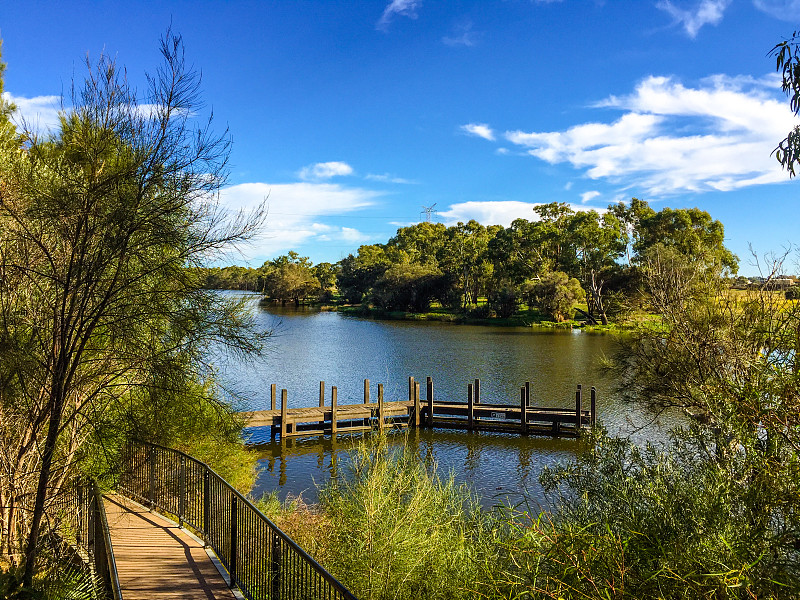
377, 0, 422, 31
3, 92, 62, 133
581, 190, 601, 203
218, 182, 381, 259
297, 161, 354, 181
438, 200, 600, 227
365, 173, 418, 184
461, 122, 495, 141
657, 0, 730, 38
753, 0, 800, 20
499, 74, 799, 195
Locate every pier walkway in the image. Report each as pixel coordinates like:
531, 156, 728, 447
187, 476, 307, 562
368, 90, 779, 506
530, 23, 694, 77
103, 494, 235, 600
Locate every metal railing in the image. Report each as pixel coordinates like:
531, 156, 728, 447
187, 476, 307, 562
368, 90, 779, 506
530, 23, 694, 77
57, 479, 123, 600
119, 439, 357, 600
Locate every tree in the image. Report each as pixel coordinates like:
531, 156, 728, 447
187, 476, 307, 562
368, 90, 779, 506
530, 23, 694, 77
0, 32, 265, 584
526, 271, 585, 322
262, 252, 320, 305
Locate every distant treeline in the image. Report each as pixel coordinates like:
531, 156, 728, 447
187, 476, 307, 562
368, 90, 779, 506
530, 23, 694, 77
202, 199, 738, 324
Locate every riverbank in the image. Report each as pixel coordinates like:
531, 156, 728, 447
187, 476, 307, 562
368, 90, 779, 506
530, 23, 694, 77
316, 302, 633, 333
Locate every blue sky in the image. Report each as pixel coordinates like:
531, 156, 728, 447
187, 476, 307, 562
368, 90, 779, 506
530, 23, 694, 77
2, 0, 800, 275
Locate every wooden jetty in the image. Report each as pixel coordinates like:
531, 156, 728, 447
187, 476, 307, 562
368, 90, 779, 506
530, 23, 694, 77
241, 377, 597, 440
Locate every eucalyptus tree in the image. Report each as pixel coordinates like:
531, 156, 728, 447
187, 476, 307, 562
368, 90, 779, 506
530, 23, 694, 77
0, 32, 265, 584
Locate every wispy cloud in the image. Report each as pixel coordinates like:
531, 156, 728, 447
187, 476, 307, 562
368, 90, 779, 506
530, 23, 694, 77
443, 21, 479, 47
581, 190, 601, 203
297, 161, 354, 181
753, 0, 800, 21
365, 173, 418, 184
493, 74, 799, 195
377, 0, 422, 31
656, 0, 730, 38
3, 92, 62, 133
218, 182, 381, 259
461, 122, 495, 141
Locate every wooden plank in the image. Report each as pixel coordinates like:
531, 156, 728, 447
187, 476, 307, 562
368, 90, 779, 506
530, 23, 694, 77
104, 495, 235, 600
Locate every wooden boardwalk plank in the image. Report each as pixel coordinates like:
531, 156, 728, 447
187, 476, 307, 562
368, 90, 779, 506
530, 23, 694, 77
104, 495, 235, 600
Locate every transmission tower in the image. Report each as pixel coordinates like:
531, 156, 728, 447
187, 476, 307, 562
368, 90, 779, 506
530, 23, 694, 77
420, 203, 438, 222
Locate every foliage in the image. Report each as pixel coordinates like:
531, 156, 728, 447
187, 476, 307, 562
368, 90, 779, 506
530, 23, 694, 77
318, 436, 496, 600
526, 272, 585, 322
0, 31, 265, 582
771, 31, 800, 176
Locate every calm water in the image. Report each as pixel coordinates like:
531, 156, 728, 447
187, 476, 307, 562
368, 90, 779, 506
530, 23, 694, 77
211, 292, 674, 508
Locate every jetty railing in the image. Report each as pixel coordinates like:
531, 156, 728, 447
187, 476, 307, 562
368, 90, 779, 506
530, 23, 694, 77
56, 479, 122, 600
119, 439, 357, 600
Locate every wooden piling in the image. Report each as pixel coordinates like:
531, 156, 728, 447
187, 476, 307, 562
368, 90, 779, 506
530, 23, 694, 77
426, 376, 433, 427
364, 379, 370, 404
280, 389, 288, 439
474, 378, 481, 404
468, 383, 474, 430
408, 376, 415, 404
413, 382, 421, 427
525, 381, 531, 408
271, 384, 276, 411
331, 386, 338, 435
575, 385, 582, 433
319, 381, 325, 408
590, 386, 596, 426
520, 386, 527, 434
378, 384, 385, 432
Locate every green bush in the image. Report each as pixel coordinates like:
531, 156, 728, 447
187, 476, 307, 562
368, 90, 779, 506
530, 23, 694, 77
318, 436, 497, 600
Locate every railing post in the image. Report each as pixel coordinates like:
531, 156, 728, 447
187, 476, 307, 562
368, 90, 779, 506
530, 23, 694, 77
591, 386, 597, 427
575, 385, 582, 435
148, 446, 156, 509
203, 468, 210, 545
426, 376, 433, 427
378, 384, 385, 432
281, 389, 288, 439
468, 383, 474, 430
271, 383, 277, 411
229, 494, 238, 587
179, 455, 186, 528
520, 386, 527, 434
271, 530, 282, 599
319, 380, 325, 408
413, 382, 421, 428
331, 386, 338, 436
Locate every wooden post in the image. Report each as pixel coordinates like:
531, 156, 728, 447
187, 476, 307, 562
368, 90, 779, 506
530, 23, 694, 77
426, 376, 433, 427
413, 382, 421, 428
590, 386, 597, 427
270, 383, 276, 411
364, 379, 370, 404
378, 384, 385, 432
520, 386, 527, 434
468, 383, 474, 430
408, 376, 415, 404
319, 381, 325, 408
575, 385, 582, 434
525, 381, 531, 407
474, 378, 481, 404
331, 386, 338, 436
280, 389, 288, 439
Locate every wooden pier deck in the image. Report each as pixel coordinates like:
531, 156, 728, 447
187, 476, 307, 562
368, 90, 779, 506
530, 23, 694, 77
103, 494, 235, 600
242, 378, 597, 440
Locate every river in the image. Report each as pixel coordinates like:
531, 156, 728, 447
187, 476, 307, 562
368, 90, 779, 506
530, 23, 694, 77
211, 292, 675, 508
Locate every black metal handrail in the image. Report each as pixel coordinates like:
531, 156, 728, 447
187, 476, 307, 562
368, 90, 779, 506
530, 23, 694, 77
56, 479, 123, 600
119, 439, 357, 600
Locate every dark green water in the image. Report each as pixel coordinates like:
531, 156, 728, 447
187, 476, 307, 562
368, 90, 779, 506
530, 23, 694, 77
212, 293, 675, 508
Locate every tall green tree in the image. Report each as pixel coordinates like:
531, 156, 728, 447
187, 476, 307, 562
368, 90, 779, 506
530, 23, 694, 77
0, 33, 265, 584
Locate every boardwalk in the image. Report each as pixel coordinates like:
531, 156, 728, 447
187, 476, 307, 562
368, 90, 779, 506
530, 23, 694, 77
103, 494, 235, 600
